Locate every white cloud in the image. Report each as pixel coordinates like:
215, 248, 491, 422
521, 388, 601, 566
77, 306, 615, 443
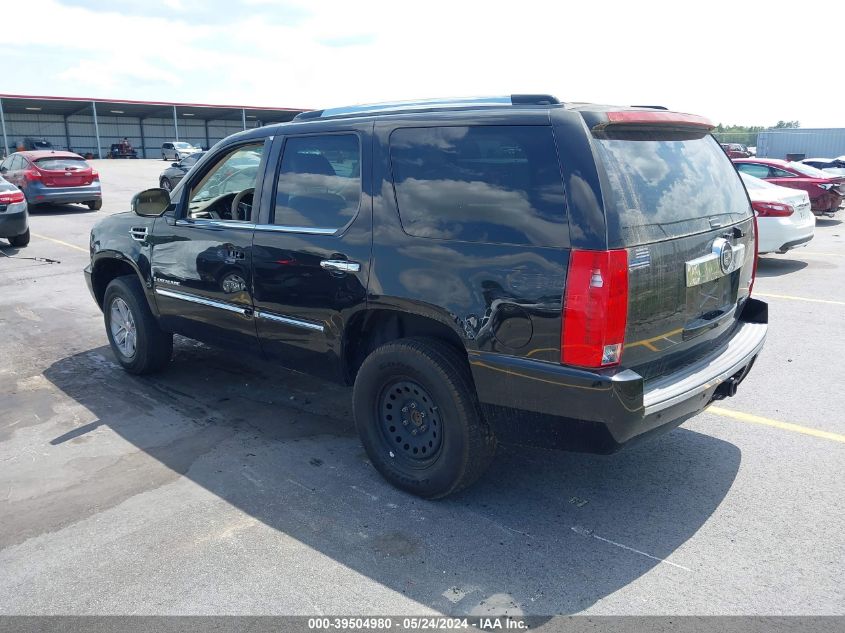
1, 0, 843, 127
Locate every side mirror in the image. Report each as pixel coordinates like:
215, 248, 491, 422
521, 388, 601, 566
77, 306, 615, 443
131, 187, 171, 217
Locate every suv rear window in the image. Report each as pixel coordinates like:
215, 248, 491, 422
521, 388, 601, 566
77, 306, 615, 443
35, 157, 89, 171
389, 126, 568, 247
594, 134, 751, 247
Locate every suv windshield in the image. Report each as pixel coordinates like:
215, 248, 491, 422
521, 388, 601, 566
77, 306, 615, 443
174, 142, 193, 149
594, 133, 752, 247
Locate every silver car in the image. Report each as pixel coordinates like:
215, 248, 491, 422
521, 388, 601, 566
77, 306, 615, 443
161, 141, 202, 161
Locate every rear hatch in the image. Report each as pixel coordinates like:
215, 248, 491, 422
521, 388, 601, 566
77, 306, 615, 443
590, 112, 755, 381
34, 156, 94, 187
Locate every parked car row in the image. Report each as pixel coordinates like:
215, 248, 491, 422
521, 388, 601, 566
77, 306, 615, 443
733, 158, 844, 217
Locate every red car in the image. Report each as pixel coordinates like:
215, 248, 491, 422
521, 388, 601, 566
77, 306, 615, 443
733, 158, 844, 216
721, 143, 751, 158
0, 150, 102, 210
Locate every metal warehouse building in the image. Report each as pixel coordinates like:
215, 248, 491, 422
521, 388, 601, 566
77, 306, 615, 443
0, 94, 305, 159
757, 128, 845, 160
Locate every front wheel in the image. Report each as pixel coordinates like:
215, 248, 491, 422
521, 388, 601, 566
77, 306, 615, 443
160, 178, 172, 192
352, 338, 496, 499
103, 276, 173, 374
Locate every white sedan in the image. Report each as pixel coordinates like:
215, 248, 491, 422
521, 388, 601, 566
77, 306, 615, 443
741, 173, 815, 254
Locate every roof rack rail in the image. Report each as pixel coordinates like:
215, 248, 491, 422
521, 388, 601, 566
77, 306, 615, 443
294, 94, 561, 121
631, 105, 668, 110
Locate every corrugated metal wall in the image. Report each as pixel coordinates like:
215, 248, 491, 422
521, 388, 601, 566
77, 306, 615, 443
2, 112, 261, 158
757, 128, 845, 160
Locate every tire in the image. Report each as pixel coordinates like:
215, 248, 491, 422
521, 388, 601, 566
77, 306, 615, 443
87, 199, 103, 211
353, 337, 496, 499
162, 153, 168, 161
8, 228, 30, 247
160, 178, 172, 192
103, 276, 173, 375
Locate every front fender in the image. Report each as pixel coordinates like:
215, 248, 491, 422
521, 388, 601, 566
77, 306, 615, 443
89, 212, 158, 313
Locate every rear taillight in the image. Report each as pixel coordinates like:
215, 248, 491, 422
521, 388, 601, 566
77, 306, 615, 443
24, 168, 42, 181
561, 249, 629, 368
0, 190, 24, 204
91, 170, 99, 180
751, 200, 793, 217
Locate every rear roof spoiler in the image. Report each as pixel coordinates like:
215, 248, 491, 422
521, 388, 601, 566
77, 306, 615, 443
593, 110, 715, 132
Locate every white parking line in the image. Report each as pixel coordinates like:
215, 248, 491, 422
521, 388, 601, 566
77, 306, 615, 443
571, 525, 691, 571
755, 292, 845, 306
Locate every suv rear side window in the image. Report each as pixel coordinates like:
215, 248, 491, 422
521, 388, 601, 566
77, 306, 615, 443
595, 133, 752, 247
273, 134, 361, 230
389, 126, 568, 247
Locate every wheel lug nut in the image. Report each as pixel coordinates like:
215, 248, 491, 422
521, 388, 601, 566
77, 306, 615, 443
402, 407, 408, 413
411, 429, 417, 436
402, 420, 409, 426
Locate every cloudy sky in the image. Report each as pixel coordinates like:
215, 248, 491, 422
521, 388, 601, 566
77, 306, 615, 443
2, 0, 841, 127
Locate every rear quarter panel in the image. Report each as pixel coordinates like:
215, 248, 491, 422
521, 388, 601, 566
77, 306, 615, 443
370, 113, 584, 362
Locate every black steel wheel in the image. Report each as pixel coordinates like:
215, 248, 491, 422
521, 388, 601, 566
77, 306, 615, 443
353, 337, 496, 498
377, 379, 443, 465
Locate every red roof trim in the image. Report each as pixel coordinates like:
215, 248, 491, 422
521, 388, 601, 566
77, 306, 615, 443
0, 93, 309, 112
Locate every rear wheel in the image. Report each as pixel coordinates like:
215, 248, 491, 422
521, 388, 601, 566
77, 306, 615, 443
87, 199, 102, 210
103, 276, 173, 374
162, 153, 167, 161
8, 228, 30, 247
352, 338, 496, 499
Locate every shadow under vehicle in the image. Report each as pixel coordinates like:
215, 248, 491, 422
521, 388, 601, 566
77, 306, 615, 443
41, 343, 741, 616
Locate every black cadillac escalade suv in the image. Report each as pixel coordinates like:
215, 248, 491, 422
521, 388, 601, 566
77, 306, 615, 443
85, 95, 767, 498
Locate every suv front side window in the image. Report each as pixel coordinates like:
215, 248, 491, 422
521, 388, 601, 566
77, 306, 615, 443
273, 134, 361, 230
187, 143, 264, 221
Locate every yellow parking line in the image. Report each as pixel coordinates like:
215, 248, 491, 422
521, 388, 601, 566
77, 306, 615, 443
709, 406, 845, 444
31, 232, 87, 253
755, 292, 845, 306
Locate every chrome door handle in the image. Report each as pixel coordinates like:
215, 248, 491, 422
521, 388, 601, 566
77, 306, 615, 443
320, 259, 360, 273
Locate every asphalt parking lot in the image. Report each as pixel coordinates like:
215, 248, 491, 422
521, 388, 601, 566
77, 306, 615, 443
1, 159, 843, 616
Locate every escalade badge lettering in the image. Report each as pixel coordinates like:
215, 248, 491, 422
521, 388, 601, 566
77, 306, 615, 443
685, 238, 745, 288
154, 277, 180, 286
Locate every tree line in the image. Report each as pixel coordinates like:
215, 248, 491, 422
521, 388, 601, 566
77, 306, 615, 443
712, 121, 801, 146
